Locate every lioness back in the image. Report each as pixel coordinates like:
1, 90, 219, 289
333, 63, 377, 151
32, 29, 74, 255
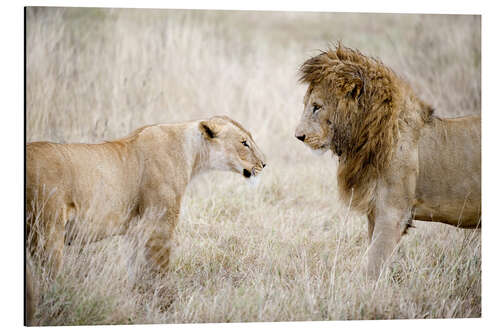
26, 141, 142, 236
27, 141, 141, 202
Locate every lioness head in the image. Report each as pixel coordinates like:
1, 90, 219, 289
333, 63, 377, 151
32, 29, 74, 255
199, 116, 266, 179
294, 46, 369, 157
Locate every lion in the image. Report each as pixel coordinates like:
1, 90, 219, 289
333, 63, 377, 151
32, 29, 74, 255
26, 115, 266, 276
294, 45, 480, 277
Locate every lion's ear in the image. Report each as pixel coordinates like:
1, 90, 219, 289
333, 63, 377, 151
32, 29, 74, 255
337, 65, 364, 100
199, 120, 218, 139
345, 78, 363, 99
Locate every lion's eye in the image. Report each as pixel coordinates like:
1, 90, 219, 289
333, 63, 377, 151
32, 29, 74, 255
242, 140, 249, 147
312, 104, 322, 113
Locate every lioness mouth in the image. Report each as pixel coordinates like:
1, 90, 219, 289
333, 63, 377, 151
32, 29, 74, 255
243, 169, 252, 178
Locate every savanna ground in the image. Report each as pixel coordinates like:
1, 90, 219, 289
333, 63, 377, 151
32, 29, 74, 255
25, 7, 481, 325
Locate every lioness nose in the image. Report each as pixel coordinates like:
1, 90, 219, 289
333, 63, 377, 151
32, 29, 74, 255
262, 163, 266, 168
296, 134, 306, 142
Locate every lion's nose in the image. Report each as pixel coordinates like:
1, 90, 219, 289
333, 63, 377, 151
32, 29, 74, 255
296, 134, 306, 142
262, 163, 266, 168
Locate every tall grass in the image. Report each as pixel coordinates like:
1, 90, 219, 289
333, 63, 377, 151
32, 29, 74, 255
25, 7, 481, 325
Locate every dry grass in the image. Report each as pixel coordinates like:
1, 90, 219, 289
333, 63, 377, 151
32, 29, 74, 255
25, 7, 481, 325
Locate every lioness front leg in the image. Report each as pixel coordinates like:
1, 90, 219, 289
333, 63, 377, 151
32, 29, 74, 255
142, 207, 180, 274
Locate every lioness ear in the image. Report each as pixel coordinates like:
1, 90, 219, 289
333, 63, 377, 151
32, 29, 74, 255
199, 120, 218, 139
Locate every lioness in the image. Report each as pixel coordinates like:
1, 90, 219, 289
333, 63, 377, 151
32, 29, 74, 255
294, 45, 480, 277
26, 116, 266, 275
25, 260, 36, 326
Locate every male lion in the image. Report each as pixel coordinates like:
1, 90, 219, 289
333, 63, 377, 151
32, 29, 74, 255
295, 45, 480, 277
26, 116, 266, 276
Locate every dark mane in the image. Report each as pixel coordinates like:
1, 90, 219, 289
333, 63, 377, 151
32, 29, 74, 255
299, 44, 432, 213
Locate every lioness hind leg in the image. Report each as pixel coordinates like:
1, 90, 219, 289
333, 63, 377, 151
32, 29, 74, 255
39, 204, 66, 277
26, 190, 67, 277
25, 259, 38, 326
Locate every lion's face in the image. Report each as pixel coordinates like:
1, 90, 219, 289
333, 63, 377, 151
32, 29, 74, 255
200, 116, 266, 179
295, 84, 336, 155
295, 74, 363, 157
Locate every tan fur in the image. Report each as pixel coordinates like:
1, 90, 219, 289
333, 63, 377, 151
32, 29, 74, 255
25, 261, 37, 326
295, 45, 481, 277
26, 116, 266, 276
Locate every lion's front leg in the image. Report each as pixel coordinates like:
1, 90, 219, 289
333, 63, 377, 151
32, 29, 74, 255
366, 148, 418, 278
366, 205, 404, 278
366, 196, 415, 279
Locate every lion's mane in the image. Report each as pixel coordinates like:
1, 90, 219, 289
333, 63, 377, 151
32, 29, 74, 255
299, 45, 434, 213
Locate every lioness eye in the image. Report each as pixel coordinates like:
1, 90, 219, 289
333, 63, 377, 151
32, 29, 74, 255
312, 104, 322, 113
242, 140, 249, 147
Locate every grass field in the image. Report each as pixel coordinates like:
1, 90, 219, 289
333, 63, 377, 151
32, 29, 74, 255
25, 7, 481, 325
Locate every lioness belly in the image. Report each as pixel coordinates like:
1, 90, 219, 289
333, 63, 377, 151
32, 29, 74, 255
64, 203, 137, 244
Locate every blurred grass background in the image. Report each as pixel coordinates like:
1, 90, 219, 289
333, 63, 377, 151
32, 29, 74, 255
26, 7, 480, 325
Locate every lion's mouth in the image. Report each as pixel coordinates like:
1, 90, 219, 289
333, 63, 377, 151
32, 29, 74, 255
243, 169, 252, 178
303, 138, 327, 152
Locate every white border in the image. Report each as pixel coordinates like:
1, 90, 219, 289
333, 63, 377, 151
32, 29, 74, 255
3, 1, 499, 332
13, 0, 489, 13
